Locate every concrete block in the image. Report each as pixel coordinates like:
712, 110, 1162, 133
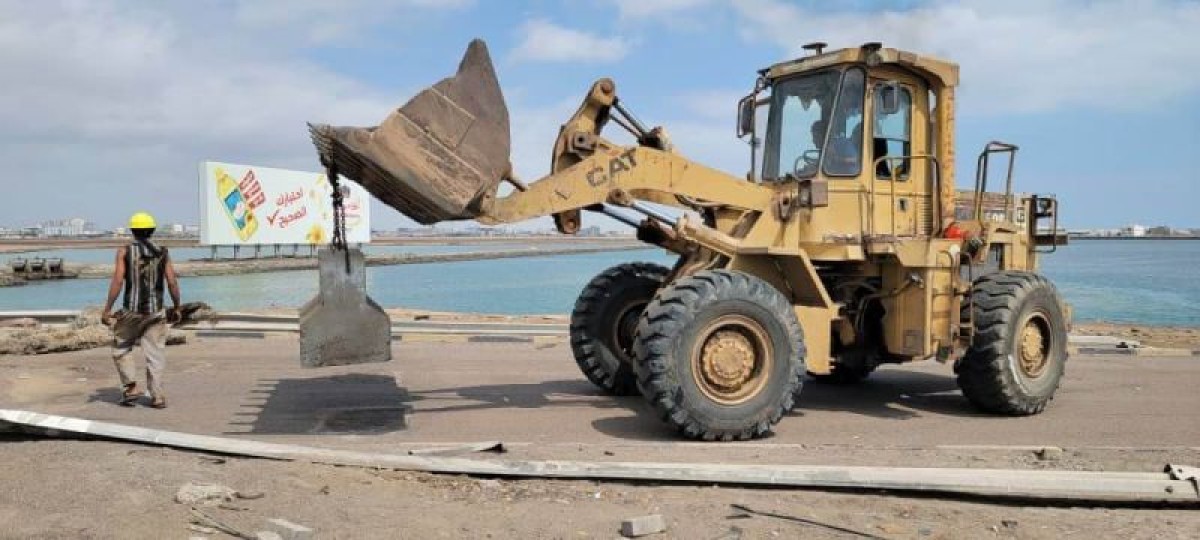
266, 518, 313, 540
621, 514, 666, 537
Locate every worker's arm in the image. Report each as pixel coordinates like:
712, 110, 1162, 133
164, 249, 181, 310
101, 247, 126, 326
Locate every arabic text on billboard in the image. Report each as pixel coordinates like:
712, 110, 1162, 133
199, 161, 370, 246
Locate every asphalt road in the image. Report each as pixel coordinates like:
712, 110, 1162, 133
2, 335, 1198, 465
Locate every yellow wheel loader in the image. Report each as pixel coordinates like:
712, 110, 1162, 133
301, 39, 1070, 441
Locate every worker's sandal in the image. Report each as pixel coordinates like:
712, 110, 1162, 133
119, 384, 140, 407
150, 396, 167, 409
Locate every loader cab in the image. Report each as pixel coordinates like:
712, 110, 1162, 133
739, 43, 959, 253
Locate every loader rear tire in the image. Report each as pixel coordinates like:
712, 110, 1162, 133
570, 262, 670, 396
956, 271, 1068, 415
633, 270, 805, 441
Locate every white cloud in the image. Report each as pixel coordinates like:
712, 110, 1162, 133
511, 19, 630, 63
729, 0, 1200, 114
0, 1, 408, 228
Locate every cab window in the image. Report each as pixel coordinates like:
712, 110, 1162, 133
760, 70, 841, 181
873, 84, 912, 179
822, 68, 865, 176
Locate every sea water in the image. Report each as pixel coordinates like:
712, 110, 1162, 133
1, 240, 1197, 325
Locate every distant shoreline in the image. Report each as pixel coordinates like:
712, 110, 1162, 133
0, 243, 650, 284
0, 235, 636, 254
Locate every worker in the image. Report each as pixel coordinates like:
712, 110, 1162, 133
101, 212, 182, 408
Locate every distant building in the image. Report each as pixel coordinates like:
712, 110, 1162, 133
1120, 224, 1146, 237
39, 217, 92, 237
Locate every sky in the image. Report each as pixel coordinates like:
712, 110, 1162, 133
2, 0, 1198, 231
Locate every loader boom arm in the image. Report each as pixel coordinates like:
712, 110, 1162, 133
478, 145, 773, 225
477, 78, 772, 234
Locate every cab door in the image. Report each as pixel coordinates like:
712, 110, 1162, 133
867, 75, 932, 238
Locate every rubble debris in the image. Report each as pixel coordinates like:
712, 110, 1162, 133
166, 331, 188, 346
0, 317, 38, 328
0, 323, 110, 355
729, 504, 885, 540
255, 532, 283, 540
0, 305, 209, 355
265, 518, 314, 540
1035, 447, 1064, 461
620, 514, 666, 537
176, 482, 238, 506
408, 441, 506, 456
190, 508, 256, 540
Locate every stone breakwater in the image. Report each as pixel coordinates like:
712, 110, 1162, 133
55, 244, 649, 280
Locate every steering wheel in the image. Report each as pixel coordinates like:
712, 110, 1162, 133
792, 149, 821, 177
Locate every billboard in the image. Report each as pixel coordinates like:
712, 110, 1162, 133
199, 161, 370, 246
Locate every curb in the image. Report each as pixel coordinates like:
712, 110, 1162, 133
1076, 346, 1199, 357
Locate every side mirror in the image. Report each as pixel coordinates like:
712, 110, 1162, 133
737, 94, 755, 138
878, 83, 901, 115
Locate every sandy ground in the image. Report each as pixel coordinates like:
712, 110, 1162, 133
6, 307, 1197, 356
1, 337, 1198, 538
2, 438, 1197, 540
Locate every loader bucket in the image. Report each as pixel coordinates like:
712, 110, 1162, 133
299, 248, 392, 367
308, 39, 510, 224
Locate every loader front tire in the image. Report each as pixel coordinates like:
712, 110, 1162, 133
570, 262, 670, 396
633, 270, 805, 441
956, 271, 1068, 415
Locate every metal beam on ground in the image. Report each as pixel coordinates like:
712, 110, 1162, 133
1, 409, 1195, 504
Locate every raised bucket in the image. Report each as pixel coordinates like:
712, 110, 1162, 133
308, 39, 510, 224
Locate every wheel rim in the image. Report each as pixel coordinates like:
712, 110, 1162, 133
691, 314, 773, 405
1017, 311, 1052, 378
610, 300, 648, 360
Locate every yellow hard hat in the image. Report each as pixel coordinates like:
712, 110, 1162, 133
129, 212, 156, 230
